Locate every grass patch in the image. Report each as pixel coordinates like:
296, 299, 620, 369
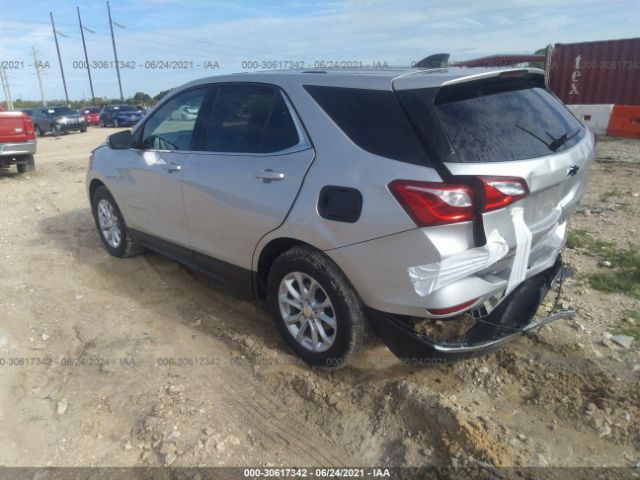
599, 188, 622, 203
567, 228, 640, 298
613, 310, 640, 341
595, 135, 616, 142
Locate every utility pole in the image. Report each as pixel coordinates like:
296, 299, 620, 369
77, 7, 96, 105
0, 69, 14, 110
50, 11, 70, 105
107, 1, 124, 101
32, 47, 47, 106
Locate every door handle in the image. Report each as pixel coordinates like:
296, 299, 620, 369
256, 169, 285, 182
164, 163, 182, 173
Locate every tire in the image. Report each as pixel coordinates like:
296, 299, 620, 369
114, 119, 119, 128
267, 246, 368, 367
100, 119, 106, 127
91, 186, 142, 258
51, 124, 60, 137
80, 126, 87, 133
34, 125, 42, 137
16, 154, 35, 174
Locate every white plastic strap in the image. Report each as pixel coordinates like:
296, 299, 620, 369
408, 230, 509, 297
506, 207, 532, 294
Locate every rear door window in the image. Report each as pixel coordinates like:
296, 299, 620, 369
434, 83, 585, 163
202, 85, 300, 154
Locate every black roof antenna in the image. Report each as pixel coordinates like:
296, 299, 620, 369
414, 53, 449, 68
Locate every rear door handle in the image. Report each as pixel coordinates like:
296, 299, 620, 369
164, 163, 182, 173
256, 169, 285, 182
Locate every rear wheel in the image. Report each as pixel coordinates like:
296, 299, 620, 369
34, 125, 42, 137
114, 119, 120, 128
267, 246, 368, 367
16, 155, 35, 173
91, 186, 142, 258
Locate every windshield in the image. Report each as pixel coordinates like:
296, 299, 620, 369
113, 105, 137, 112
434, 86, 585, 163
48, 107, 74, 116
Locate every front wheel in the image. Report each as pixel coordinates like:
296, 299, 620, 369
267, 246, 368, 367
91, 186, 142, 258
51, 124, 61, 136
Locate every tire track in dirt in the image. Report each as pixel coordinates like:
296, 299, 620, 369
143, 254, 349, 466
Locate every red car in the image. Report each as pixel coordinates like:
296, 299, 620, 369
0, 111, 36, 173
79, 107, 101, 126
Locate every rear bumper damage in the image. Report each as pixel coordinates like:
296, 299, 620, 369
367, 256, 571, 363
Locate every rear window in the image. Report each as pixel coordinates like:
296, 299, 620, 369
304, 86, 430, 166
433, 81, 585, 163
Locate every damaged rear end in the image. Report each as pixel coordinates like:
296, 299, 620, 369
369, 68, 595, 361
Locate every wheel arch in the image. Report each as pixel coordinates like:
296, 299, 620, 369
89, 178, 107, 204
255, 237, 321, 299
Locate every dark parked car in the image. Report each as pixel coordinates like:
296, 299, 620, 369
21, 109, 34, 117
99, 105, 143, 127
32, 106, 87, 136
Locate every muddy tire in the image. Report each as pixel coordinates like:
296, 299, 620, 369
267, 246, 368, 367
91, 186, 142, 258
17, 155, 35, 173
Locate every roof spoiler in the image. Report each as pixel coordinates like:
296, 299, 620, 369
414, 53, 449, 68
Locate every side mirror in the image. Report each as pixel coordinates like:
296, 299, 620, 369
108, 129, 132, 150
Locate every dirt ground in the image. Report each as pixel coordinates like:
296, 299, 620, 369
0, 128, 638, 469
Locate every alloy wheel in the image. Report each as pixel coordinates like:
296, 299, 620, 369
97, 199, 122, 248
278, 272, 337, 352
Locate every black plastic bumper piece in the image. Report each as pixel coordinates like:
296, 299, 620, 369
367, 257, 567, 364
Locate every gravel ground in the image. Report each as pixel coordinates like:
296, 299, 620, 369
0, 129, 638, 469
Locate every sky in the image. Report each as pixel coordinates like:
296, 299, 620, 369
0, 0, 638, 103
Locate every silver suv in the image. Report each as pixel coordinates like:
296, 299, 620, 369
86, 67, 595, 367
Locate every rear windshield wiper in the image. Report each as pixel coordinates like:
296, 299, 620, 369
516, 124, 553, 150
546, 127, 581, 152
516, 125, 581, 153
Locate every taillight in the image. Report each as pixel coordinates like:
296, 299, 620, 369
388, 180, 474, 227
480, 177, 529, 212
389, 176, 528, 227
22, 116, 34, 136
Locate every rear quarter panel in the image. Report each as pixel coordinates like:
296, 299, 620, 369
252, 81, 443, 270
